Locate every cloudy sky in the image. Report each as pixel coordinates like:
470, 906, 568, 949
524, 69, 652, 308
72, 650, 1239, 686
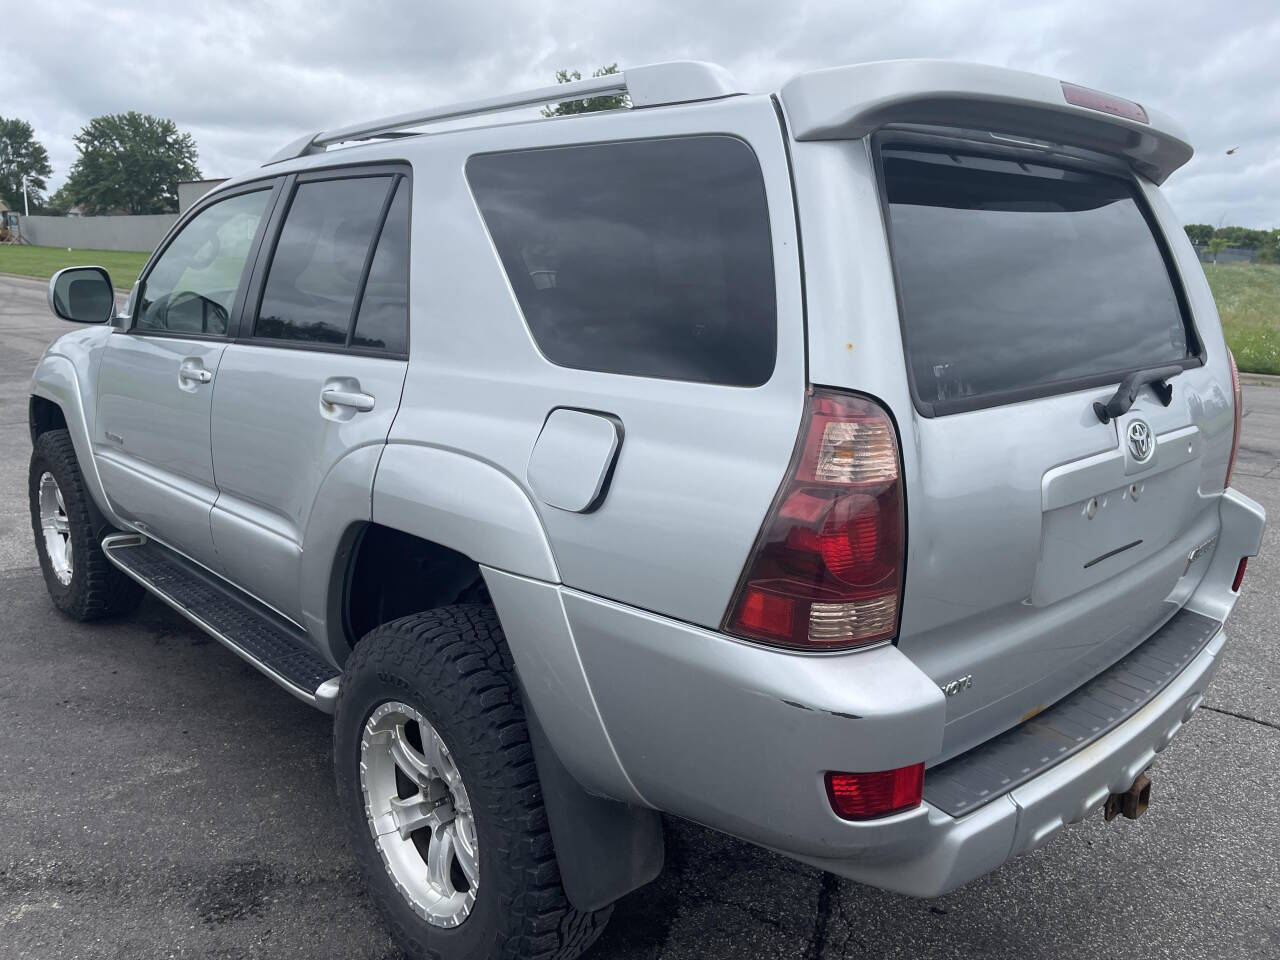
8, 0, 1278, 227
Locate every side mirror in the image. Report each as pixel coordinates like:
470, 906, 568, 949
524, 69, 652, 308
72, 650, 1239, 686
48, 266, 116, 324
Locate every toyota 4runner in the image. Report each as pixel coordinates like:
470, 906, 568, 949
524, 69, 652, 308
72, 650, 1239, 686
28, 60, 1266, 960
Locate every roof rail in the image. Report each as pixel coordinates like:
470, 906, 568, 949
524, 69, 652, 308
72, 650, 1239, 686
265, 60, 742, 165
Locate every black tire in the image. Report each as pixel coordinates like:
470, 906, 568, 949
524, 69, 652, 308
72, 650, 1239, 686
28, 429, 143, 621
334, 605, 611, 960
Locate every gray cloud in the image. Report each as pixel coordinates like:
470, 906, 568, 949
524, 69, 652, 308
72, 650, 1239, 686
7, 0, 1277, 226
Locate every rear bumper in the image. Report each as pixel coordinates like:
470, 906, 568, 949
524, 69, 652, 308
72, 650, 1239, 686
494, 487, 1262, 898
565, 590, 1225, 898
799, 624, 1224, 896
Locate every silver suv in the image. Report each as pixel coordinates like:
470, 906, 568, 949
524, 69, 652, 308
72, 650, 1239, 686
28, 60, 1266, 960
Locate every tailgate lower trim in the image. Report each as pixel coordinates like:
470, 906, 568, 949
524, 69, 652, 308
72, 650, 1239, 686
924, 608, 1221, 817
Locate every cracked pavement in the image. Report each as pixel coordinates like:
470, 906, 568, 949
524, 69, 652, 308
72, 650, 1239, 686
0, 273, 1277, 959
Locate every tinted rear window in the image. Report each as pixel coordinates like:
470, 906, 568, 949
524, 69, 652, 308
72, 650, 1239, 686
352, 179, 410, 354
467, 136, 776, 386
255, 176, 393, 345
882, 147, 1194, 412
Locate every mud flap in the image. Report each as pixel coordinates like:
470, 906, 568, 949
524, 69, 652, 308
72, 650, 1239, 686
525, 704, 664, 912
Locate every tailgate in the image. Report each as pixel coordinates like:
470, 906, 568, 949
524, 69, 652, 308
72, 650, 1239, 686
779, 62, 1237, 761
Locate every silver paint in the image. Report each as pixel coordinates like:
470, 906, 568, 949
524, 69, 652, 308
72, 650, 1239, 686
28, 59, 1267, 904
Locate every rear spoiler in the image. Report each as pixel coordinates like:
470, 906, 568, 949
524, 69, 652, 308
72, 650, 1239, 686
778, 60, 1193, 184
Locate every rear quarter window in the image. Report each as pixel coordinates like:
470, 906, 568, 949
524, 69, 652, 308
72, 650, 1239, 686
880, 146, 1197, 414
466, 135, 777, 387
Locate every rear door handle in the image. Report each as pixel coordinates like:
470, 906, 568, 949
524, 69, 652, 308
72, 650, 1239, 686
178, 360, 212, 384
321, 387, 376, 412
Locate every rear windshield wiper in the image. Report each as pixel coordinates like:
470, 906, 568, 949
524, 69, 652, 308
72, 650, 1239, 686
1093, 364, 1183, 424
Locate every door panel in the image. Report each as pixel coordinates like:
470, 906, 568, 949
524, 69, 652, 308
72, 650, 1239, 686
95, 335, 226, 571
208, 167, 410, 624
93, 183, 277, 573
209, 346, 407, 619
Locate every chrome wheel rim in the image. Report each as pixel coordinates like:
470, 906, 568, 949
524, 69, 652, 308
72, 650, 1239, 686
38, 472, 73, 586
360, 701, 479, 927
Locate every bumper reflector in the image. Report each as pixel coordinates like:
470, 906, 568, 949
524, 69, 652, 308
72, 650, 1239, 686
1232, 557, 1248, 592
826, 764, 925, 820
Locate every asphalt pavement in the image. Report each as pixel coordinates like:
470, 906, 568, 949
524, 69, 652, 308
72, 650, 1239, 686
0, 273, 1277, 959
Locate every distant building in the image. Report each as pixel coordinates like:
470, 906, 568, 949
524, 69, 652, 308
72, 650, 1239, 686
178, 179, 228, 213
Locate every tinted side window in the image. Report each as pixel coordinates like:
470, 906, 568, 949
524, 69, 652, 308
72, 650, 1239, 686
352, 179, 409, 353
882, 147, 1193, 411
255, 176, 392, 345
137, 189, 271, 335
467, 136, 776, 386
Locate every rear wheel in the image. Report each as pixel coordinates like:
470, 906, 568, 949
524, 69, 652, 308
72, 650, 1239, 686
334, 605, 611, 960
28, 429, 143, 620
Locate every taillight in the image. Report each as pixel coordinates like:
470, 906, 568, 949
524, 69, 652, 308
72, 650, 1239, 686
724, 390, 904, 651
826, 765, 925, 820
1225, 349, 1243, 488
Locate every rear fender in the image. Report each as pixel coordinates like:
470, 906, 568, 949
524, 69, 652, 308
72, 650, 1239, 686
370, 445, 660, 908
371, 443, 559, 581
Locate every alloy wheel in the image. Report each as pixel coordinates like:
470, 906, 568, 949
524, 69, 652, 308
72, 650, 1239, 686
359, 701, 480, 927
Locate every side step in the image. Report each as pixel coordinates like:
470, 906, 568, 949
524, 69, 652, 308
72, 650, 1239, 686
102, 533, 341, 712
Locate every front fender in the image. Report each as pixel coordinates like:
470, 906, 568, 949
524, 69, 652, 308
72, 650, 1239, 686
30, 349, 123, 528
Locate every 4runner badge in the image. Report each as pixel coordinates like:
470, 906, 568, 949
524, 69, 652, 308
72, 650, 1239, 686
940, 675, 973, 697
1127, 419, 1154, 463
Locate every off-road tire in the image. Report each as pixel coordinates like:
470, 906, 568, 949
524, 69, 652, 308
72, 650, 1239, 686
334, 604, 612, 960
28, 429, 143, 620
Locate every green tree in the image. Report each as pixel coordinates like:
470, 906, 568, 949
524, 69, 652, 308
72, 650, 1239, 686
60, 112, 200, 215
1183, 223, 1214, 246
540, 64, 628, 117
0, 117, 53, 212
1206, 235, 1228, 265
42, 183, 75, 216
1258, 230, 1279, 265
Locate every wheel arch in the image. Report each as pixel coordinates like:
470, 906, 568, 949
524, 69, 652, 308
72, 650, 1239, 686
371, 442, 560, 583
329, 451, 663, 910
29, 352, 123, 529
29, 394, 68, 445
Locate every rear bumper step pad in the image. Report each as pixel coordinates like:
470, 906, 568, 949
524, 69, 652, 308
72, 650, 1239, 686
102, 534, 340, 711
924, 608, 1221, 817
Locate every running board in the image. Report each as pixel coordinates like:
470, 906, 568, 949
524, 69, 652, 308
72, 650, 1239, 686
101, 533, 341, 712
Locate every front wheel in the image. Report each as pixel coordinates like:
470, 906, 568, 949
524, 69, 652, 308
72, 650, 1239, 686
334, 605, 611, 960
28, 429, 143, 620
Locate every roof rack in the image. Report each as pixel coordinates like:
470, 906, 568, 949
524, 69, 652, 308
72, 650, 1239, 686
265, 60, 742, 166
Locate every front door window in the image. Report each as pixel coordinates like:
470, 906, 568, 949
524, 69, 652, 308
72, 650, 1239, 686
136, 190, 272, 336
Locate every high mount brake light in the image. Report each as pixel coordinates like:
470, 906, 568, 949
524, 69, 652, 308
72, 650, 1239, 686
1060, 81, 1148, 124
724, 390, 905, 651
1225, 349, 1242, 488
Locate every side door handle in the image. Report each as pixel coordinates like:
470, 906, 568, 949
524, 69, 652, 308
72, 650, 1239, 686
178, 359, 213, 385
321, 387, 376, 413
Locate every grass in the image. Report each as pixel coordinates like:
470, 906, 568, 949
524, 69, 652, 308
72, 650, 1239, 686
1, 244, 1277, 374
0, 245, 151, 288
1204, 263, 1280, 375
